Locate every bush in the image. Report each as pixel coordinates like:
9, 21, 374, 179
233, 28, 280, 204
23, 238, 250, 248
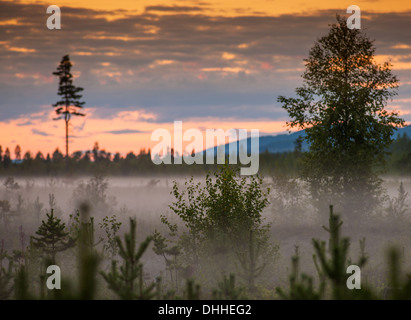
154, 165, 277, 292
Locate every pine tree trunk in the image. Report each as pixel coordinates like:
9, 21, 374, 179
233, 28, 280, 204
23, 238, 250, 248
65, 119, 69, 158
65, 118, 69, 173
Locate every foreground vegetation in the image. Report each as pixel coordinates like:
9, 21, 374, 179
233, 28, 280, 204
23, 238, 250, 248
1, 166, 411, 300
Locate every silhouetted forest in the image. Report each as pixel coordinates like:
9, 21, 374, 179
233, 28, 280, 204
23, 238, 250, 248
0, 133, 410, 177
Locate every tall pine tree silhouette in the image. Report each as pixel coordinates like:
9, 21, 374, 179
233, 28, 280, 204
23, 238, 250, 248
52, 54, 85, 163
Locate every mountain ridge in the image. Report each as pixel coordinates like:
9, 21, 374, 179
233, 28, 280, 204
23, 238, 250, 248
204, 125, 411, 155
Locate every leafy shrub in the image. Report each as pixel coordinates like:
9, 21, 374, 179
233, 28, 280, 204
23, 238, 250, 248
99, 215, 122, 259
155, 165, 277, 291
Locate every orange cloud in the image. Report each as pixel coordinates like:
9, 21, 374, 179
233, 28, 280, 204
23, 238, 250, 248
375, 54, 411, 70
16, 0, 411, 20
1, 41, 36, 53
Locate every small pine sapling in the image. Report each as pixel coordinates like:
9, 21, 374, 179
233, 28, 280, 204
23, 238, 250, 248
51, 205, 100, 300
31, 209, 75, 263
235, 229, 267, 292
278, 206, 376, 299
184, 279, 201, 300
276, 246, 322, 300
101, 218, 157, 299
384, 247, 411, 299
311, 205, 372, 299
14, 265, 32, 300
212, 274, 247, 300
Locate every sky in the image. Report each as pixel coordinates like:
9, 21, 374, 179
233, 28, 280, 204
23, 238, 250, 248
1, 0, 411, 158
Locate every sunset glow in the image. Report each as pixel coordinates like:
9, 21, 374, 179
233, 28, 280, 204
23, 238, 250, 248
1, 0, 411, 157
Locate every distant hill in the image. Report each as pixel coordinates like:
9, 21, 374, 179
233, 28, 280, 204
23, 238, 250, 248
203, 125, 411, 155
393, 125, 411, 139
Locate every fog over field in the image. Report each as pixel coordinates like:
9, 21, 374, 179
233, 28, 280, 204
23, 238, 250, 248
1, 174, 411, 299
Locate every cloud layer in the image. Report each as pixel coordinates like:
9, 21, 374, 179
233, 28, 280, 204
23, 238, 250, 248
1, 0, 410, 154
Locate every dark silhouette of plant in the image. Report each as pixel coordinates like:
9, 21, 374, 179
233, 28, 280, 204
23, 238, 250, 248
70, 203, 100, 300
14, 265, 32, 300
16, 236, 100, 300
68, 204, 102, 253
99, 215, 122, 259
153, 229, 183, 291
4, 177, 19, 190
236, 229, 268, 292
385, 247, 411, 299
277, 205, 376, 299
386, 182, 409, 219
0, 240, 13, 300
311, 205, 369, 299
183, 279, 201, 300
101, 218, 157, 300
52, 54, 85, 160
276, 246, 322, 299
31, 210, 75, 263
16, 204, 100, 300
0, 200, 11, 228
212, 274, 247, 300
278, 16, 405, 218
79, 216, 102, 253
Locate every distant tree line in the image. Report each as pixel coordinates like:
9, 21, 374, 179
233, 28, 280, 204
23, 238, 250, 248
0, 133, 410, 177
385, 132, 411, 175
